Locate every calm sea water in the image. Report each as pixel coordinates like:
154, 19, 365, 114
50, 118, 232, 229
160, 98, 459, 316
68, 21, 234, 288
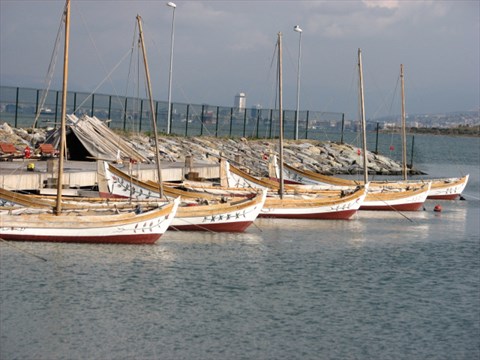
1, 135, 479, 360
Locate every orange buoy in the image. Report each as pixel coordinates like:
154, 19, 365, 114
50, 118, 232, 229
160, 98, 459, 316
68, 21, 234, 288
434, 204, 442, 212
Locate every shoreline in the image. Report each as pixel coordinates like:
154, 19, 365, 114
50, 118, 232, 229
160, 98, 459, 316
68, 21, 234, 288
381, 125, 480, 137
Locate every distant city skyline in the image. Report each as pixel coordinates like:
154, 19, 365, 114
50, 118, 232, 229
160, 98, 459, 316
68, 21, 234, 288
1, 1, 478, 120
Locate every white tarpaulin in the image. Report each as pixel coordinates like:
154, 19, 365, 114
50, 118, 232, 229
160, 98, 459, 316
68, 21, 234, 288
52, 114, 151, 163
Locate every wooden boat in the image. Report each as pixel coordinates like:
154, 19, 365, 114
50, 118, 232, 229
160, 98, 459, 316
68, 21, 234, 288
281, 161, 432, 211
160, 158, 367, 220
224, 33, 367, 219
87, 15, 265, 233
281, 159, 466, 201
97, 34, 367, 222
259, 186, 367, 219
263, 50, 431, 212
221, 159, 365, 218
395, 64, 468, 200
356, 182, 430, 211
0, 175, 180, 244
423, 175, 469, 199
172, 193, 266, 232
101, 161, 266, 232
0, 3, 179, 244
353, 54, 431, 211
277, 63, 468, 201
0, 199, 179, 244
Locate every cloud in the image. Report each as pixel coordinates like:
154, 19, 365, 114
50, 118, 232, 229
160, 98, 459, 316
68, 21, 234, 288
305, 0, 450, 39
0, 0, 477, 118
363, 0, 399, 9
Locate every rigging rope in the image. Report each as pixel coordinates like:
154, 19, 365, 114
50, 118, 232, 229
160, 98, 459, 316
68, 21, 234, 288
387, 74, 401, 152
32, 3, 67, 129
74, 3, 128, 115
73, 49, 133, 113
123, 21, 139, 117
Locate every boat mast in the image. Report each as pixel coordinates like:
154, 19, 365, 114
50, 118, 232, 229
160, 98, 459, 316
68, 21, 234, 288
358, 48, 369, 184
277, 32, 284, 199
400, 64, 408, 180
136, 15, 164, 199
55, 0, 70, 215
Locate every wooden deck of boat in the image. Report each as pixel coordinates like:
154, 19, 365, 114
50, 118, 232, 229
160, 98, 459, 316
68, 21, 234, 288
0, 160, 219, 191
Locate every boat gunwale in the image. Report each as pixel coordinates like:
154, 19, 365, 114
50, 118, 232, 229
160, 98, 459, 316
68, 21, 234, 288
0, 201, 177, 229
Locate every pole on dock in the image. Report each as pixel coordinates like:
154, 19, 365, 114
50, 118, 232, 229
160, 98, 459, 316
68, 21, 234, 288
409, 135, 415, 169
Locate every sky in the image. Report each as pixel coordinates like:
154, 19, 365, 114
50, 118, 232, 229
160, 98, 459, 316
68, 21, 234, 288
0, 0, 479, 120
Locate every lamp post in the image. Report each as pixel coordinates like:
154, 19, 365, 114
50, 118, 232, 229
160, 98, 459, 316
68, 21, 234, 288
166, 1, 176, 134
293, 25, 302, 140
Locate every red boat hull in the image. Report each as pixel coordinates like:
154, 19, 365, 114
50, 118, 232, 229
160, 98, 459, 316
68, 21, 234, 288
1, 233, 162, 244
360, 201, 425, 211
258, 209, 357, 220
427, 194, 460, 200
99, 192, 126, 199
169, 220, 253, 232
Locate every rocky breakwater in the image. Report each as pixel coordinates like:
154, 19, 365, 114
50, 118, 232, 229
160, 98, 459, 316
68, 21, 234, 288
0, 122, 418, 176
149, 136, 413, 176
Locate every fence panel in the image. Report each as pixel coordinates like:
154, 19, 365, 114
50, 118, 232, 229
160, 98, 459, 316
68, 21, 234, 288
0, 86, 346, 141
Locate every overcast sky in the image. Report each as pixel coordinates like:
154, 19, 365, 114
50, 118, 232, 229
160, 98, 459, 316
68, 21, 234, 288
1, 0, 478, 120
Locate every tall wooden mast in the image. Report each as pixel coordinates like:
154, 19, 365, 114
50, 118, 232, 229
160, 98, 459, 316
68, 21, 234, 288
358, 48, 369, 185
400, 64, 408, 180
136, 15, 164, 199
55, 0, 70, 215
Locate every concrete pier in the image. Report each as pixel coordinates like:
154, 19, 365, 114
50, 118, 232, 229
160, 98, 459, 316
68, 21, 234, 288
0, 160, 219, 192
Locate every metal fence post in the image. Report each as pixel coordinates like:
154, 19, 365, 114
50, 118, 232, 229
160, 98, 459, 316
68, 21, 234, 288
256, 110, 260, 138
14, 87, 19, 128
139, 99, 144, 132
200, 104, 205, 136
340, 113, 345, 144
35, 89, 40, 119
185, 104, 190, 136
215, 106, 219, 137
54, 91, 59, 127
242, 108, 247, 137
91, 93, 95, 117
123, 97, 128, 131
229, 108, 233, 137
107, 95, 112, 125
155, 101, 159, 134
305, 110, 310, 139
73, 92, 77, 115
269, 109, 273, 138
409, 135, 415, 169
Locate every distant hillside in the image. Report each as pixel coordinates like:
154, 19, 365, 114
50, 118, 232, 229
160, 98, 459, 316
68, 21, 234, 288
373, 110, 479, 129
407, 124, 480, 136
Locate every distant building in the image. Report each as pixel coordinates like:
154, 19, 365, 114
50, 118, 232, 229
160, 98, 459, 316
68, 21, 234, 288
234, 92, 246, 112
251, 104, 262, 118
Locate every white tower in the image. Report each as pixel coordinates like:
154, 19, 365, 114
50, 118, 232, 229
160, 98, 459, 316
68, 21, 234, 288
234, 92, 246, 112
